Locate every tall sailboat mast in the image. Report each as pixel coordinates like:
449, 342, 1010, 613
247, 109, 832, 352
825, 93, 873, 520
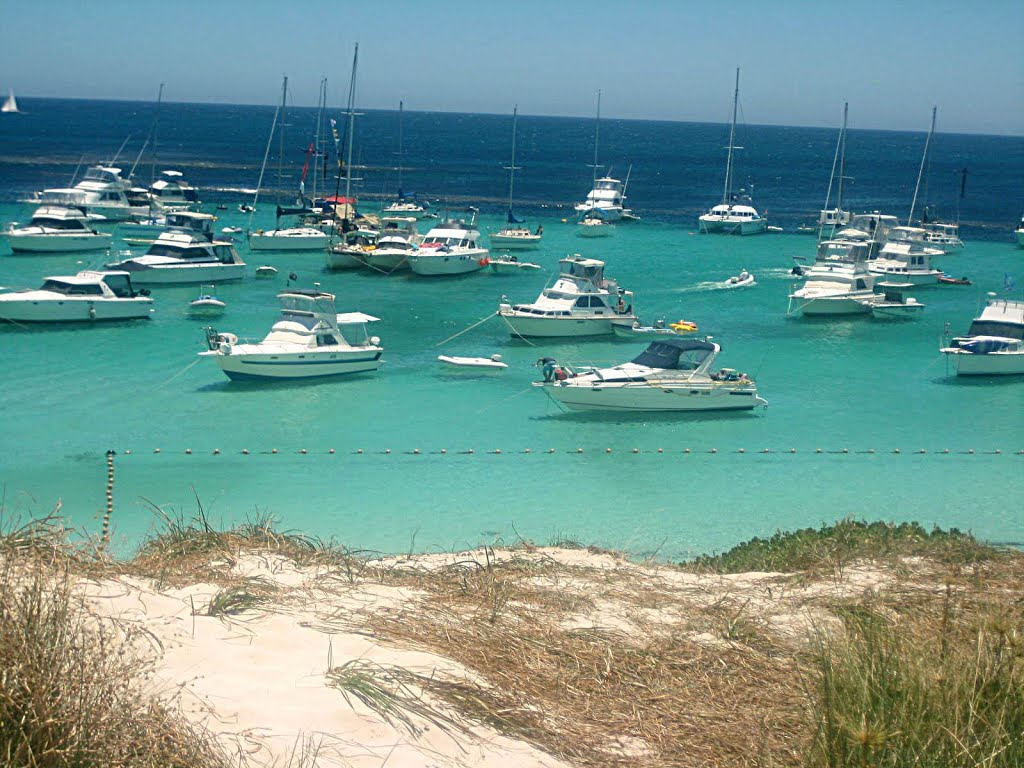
589, 90, 602, 187
342, 44, 359, 223
505, 105, 520, 220
722, 67, 740, 205
396, 100, 405, 198
908, 106, 936, 225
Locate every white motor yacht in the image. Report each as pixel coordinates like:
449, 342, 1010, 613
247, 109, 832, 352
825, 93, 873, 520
498, 254, 636, 337
0, 270, 152, 322
787, 239, 877, 316
920, 221, 964, 252
577, 215, 615, 237
940, 295, 1024, 375
407, 217, 490, 276
356, 216, 420, 272
4, 206, 113, 252
106, 212, 246, 284
867, 240, 943, 286
1015, 214, 1024, 247
383, 199, 429, 218
534, 337, 768, 412
575, 176, 628, 222
146, 170, 201, 212
35, 166, 144, 221
199, 289, 383, 381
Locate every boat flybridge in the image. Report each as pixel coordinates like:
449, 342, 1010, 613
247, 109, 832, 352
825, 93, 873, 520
200, 289, 383, 381
498, 254, 637, 337
575, 176, 631, 222
787, 238, 877, 316
146, 170, 201, 212
0, 270, 152, 323
534, 337, 768, 412
35, 165, 144, 221
867, 239, 944, 286
105, 212, 246, 284
4, 205, 113, 252
940, 295, 1024, 375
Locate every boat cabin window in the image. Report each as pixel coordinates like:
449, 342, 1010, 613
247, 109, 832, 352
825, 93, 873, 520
967, 321, 1024, 341
102, 274, 134, 297
41, 280, 104, 296
316, 334, 338, 346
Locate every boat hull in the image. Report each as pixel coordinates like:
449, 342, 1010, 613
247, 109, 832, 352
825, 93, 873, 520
789, 292, 874, 316
113, 261, 247, 285
248, 231, 329, 251
0, 297, 152, 322
942, 350, 1024, 376
325, 248, 365, 269
6, 233, 112, 253
360, 251, 411, 272
207, 348, 383, 381
698, 217, 767, 236
499, 312, 624, 338
408, 252, 489, 276
489, 234, 541, 250
870, 305, 924, 320
541, 381, 765, 412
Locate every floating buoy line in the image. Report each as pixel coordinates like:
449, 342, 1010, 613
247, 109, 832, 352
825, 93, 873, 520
104, 446, 1022, 458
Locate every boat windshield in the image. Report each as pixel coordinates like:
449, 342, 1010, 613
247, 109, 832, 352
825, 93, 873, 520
967, 321, 1024, 341
40, 279, 104, 296
631, 340, 715, 371
560, 259, 604, 283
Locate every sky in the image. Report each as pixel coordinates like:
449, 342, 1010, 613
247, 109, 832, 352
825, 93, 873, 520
2, 0, 1022, 136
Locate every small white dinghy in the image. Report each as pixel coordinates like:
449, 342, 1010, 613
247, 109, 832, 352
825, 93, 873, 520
437, 353, 508, 370
189, 285, 226, 316
725, 270, 755, 288
255, 265, 278, 278
489, 255, 541, 274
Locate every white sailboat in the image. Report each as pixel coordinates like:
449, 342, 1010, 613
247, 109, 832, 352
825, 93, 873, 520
1, 89, 19, 114
247, 77, 329, 252
698, 68, 767, 235
489, 106, 542, 251
382, 101, 429, 217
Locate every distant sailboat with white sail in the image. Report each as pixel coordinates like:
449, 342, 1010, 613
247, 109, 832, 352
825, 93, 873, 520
2, 89, 19, 114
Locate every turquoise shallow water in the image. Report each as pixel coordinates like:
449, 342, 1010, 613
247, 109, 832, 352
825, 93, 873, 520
2, 208, 1021, 559
1, 99, 1022, 558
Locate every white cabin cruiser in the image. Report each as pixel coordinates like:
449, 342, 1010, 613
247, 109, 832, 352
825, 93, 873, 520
867, 240, 943, 286
940, 295, 1024, 375
577, 215, 615, 237
35, 166, 144, 221
498, 254, 637, 337
407, 218, 489, 276
575, 176, 628, 222
326, 226, 380, 270
787, 238, 876, 316
357, 216, 420, 272
106, 212, 246, 284
0, 270, 152, 322
4, 206, 113, 252
248, 214, 330, 252
146, 170, 201, 212
199, 290, 383, 381
534, 337, 768, 412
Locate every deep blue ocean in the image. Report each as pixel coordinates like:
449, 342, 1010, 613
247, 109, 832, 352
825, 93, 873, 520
1, 98, 1022, 559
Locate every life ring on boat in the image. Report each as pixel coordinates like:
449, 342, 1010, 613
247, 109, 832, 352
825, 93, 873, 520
670, 321, 698, 333
478, 257, 490, 266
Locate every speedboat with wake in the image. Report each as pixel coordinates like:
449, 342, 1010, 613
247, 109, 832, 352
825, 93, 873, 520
534, 337, 768, 412
725, 269, 755, 288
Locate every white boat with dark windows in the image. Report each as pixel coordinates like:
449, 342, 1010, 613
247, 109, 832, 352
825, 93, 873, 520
698, 69, 767, 236
35, 165, 144, 221
940, 295, 1024, 375
4, 205, 113, 253
867, 240, 943, 286
199, 289, 383, 381
437, 354, 508, 370
577, 214, 615, 237
497, 254, 637, 338
533, 337, 768, 412
2, 89, 20, 114
106, 212, 246, 285
787, 238, 877, 317
861, 282, 924, 320
407, 217, 490, 276
0, 270, 152, 323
